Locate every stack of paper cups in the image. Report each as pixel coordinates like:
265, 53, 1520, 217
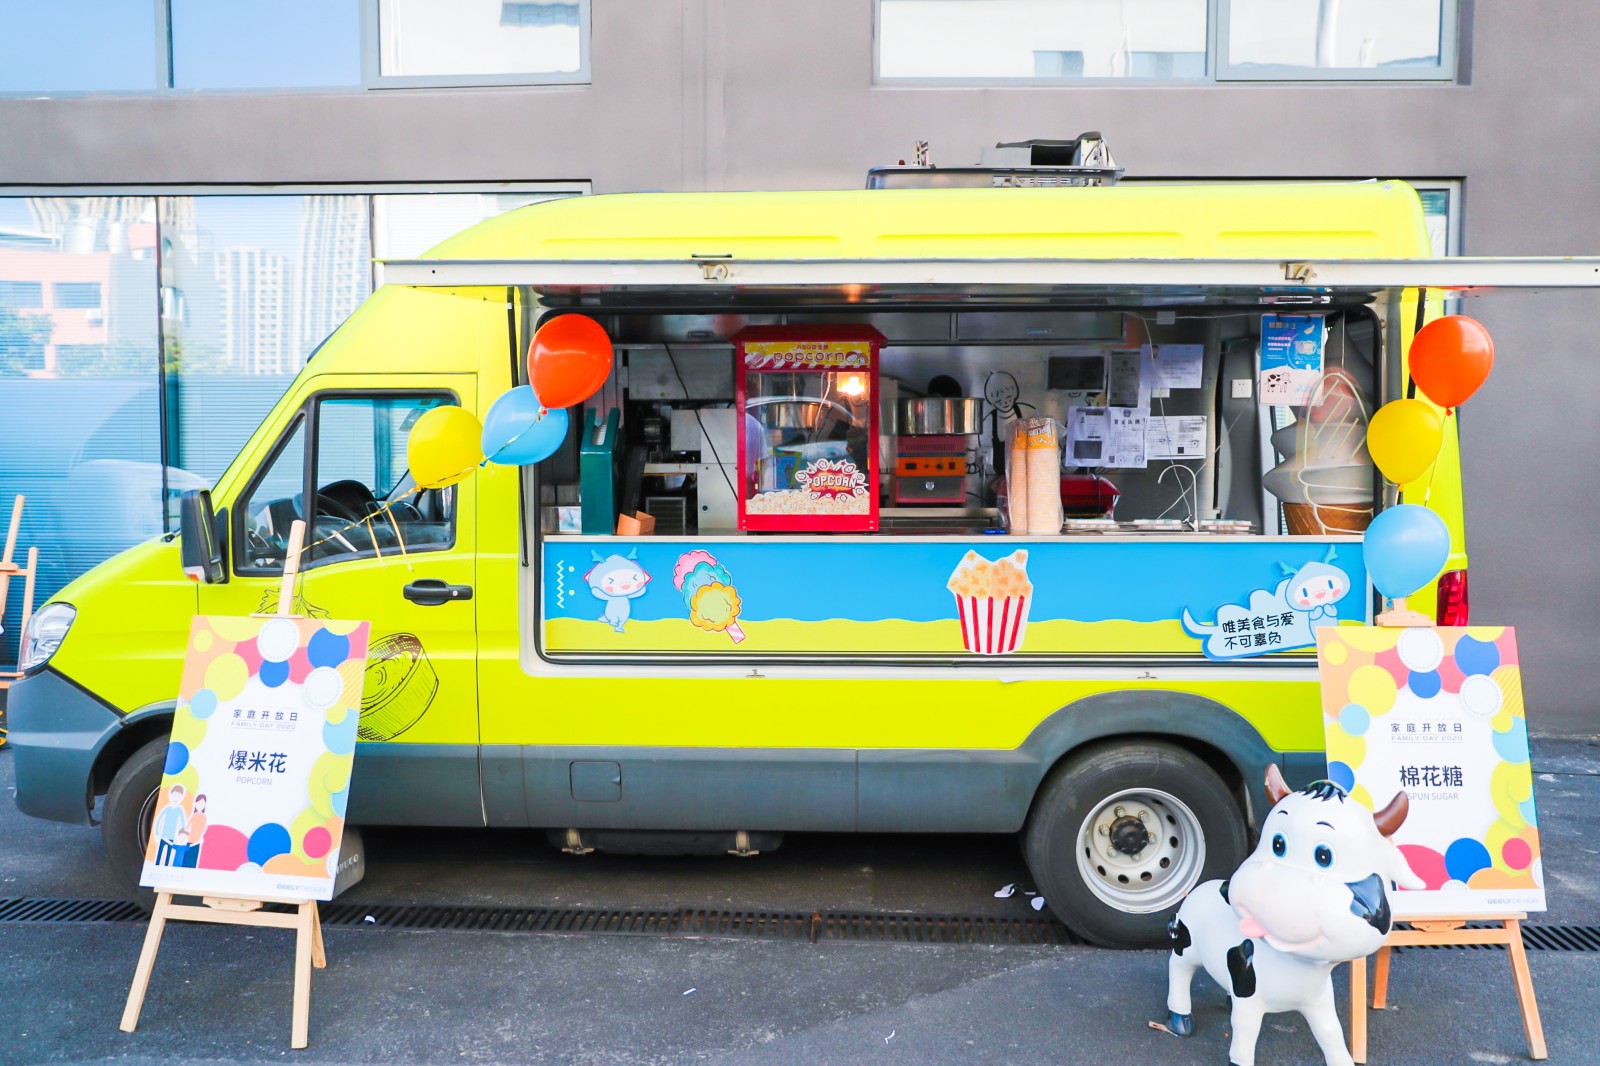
1023, 419, 1063, 534
1007, 420, 1029, 532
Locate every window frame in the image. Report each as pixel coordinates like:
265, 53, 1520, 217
232, 388, 461, 576
232, 408, 310, 577
360, 0, 591, 90
872, 0, 1460, 85
1214, 0, 1459, 82
0, 1, 591, 97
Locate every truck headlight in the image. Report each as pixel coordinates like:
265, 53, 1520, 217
19, 603, 75, 674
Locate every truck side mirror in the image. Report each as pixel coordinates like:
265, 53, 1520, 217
178, 489, 227, 584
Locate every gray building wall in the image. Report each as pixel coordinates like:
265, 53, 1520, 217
2, 1, 1596, 734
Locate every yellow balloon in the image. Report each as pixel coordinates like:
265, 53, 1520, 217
407, 405, 484, 489
1366, 398, 1444, 485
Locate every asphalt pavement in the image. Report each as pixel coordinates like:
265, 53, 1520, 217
0, 737, 1596, 1065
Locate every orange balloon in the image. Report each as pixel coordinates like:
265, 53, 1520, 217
528, 314, 614, 409
1409, 315, 1494, 410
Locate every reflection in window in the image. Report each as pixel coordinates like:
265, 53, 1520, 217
310, 395, 455, 564
0, 281, 44, 308
164, 195, 372, 482
370, 189, 578, 282
52, 282, 103, 309
237, 417, 307, 572
1226, 0, 1446, 72
880, 0, 1207, 80
378, 0, 585, 78
0, 196, 162, 657
170, 0, 361, 89
0, 0, 159, 92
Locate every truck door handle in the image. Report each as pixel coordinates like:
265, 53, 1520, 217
403, 579, 474, 605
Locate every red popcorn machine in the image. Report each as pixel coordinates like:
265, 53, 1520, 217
734, 326, 883, 532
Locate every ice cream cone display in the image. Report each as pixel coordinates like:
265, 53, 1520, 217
358, 633, 439, 742
1263, 355, 1376, 533
1019, 419, 1063, 534
674, 549, 746, 643
946, 549, 1032, 655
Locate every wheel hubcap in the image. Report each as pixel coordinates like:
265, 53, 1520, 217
135, 787, 159, 852
1075, 788, 1205, 914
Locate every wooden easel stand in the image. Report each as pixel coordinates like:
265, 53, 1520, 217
120, 894, 327, 1047
1350, 913, 1546, 1062
120, 521, 330, 1049
0, 495, 39, 692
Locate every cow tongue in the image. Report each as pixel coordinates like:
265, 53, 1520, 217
1239, 915, 1267, 939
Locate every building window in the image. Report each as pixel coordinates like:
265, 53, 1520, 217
879, 0, 1208, 81
169, 0, 362, 90
877, 0, 1458, 83
0, 0, 589, 95
0, 181, 581, 660
371, 0, 588, 86
0, 280, 44, 308
1219, 0, 1454, 80
0, 0, 160, 93
52, 282, 103, 309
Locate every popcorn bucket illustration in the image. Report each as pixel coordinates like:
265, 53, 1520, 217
954, 592, 1032, 655
947, 549, 1033, 656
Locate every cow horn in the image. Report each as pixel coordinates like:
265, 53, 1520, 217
1264, 763, 1292, 806
1373, 789, 1410, 838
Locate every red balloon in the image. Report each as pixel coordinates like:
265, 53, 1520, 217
1409, 315, 1494, 410
528, 314, 614, 409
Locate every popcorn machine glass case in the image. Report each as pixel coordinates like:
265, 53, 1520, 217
734, 326, 883, 532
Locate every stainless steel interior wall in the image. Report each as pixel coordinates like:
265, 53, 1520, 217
1, 0, 1595, 733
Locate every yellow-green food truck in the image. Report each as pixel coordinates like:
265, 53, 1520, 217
12, 167, 1594, 946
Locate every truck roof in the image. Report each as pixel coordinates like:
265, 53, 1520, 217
424, 181, 1436, 263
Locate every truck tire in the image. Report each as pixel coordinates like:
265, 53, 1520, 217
101, 737, 166, 911
1023, 740, 1247, 949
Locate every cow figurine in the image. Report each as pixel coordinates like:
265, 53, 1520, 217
1164, 764, 1423, 1066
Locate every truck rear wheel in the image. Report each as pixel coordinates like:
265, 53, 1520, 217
1023, 741, 1246, 948
101, 737, 166, 911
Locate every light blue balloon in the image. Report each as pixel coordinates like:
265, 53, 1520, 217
1365, 503, 1450, 600
481, 385, 570, 466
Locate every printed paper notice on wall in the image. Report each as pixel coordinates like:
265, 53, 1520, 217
1146, 415, 1207, 460
1316, 626, 1544, 918
1142, 344, 1204, 391
141, 616, 371, 902
1066, 406, 1147, 469
1259, 314, 1326, 406
1108, 349, 1148, 409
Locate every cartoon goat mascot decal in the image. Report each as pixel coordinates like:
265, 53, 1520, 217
1164, 765, 1422, 1066
584, 550, 651, 633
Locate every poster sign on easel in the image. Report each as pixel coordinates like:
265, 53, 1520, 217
1319, 623, 1547, 1062
1316, 624, 1542, 918
139, 613, 370, 901
122, 521, 370, 1050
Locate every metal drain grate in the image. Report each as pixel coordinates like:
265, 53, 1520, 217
0, 897, 147, 923
0, 897, 1593, 953
324, 905, 1079, 945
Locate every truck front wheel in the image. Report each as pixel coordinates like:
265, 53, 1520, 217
1023, 741, 1247, 948
101, 737, 166, 910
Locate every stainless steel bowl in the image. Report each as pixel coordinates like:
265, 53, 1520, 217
745, 396, 856, 430
899, 397, 984, 435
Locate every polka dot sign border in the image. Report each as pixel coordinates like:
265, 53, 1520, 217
143, 615, 370, 900
1316, 625, 1540, 914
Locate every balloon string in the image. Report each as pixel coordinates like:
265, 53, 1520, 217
282, 497, 418, 569
479, 407, 551, 468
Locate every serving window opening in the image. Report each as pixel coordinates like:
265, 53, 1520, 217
528, 304, 1381, 542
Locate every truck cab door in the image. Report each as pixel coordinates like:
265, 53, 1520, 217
201, 378, 482, 826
